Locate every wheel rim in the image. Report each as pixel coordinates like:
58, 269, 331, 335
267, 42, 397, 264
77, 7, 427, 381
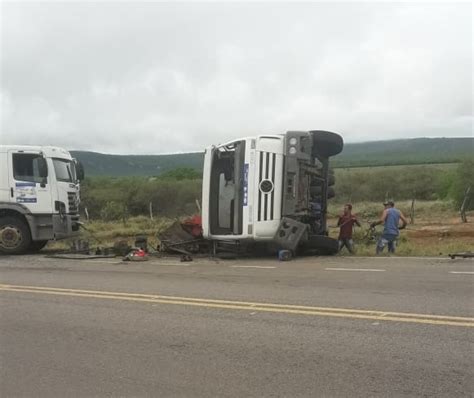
0, 225, 23, 249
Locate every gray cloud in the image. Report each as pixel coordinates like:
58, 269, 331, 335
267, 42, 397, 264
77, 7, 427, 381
1, 2, 472, 154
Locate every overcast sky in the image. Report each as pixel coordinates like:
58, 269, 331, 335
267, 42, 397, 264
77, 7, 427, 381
0, 2, 472, 154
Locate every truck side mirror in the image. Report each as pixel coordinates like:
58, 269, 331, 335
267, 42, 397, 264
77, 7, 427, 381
37, 157, 48, 178
75, 160, 85, 181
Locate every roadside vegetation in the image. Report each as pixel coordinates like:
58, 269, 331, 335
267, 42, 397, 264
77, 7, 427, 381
80, 160, 473, 220
50, 160, 473, 256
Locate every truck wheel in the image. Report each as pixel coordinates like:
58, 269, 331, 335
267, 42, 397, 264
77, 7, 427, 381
327, 187, 335, 199
29, 240, 48, 253
310, 186, 335, 199
0, 216, 32, 254
310, 185, 322, 196
327, 174, 335, 186
301, 235, 339, 255
310, 130, 344, 158
310, 173, 335, 186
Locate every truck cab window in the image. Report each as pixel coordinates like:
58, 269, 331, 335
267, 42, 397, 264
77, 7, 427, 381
13, 153, 47, 183
53, 159, 75, 182
209, 141, 245, 235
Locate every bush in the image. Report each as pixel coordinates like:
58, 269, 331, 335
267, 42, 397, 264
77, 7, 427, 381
333, 164, 455, 203
80, 163, 467, 220
80, 174, 202, 220
449, 159, 474, 210
100, 201, 127, 221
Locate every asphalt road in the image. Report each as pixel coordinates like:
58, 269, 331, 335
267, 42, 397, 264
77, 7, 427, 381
0, 254, 473, 397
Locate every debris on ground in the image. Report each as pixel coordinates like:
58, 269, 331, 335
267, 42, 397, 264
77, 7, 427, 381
278, 250, 292, 261
157, 216, 207, 255
448, 251, 474, 259
135, 235, 148, 252
123, 248, 149, 261
113, 240, 132, 256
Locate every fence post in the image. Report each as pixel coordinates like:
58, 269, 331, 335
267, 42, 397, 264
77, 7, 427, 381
84, 207, 89, 222
460, 186, 471, 223
195, 199, 201, 214
149, 202, 154, 220
410, 198, 415, 224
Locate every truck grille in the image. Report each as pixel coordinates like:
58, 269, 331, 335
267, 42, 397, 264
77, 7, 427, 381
258, 151, 276, 221
67, 192, 79, 215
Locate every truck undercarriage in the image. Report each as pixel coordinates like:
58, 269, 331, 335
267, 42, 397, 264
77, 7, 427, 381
160, 130, 344, 257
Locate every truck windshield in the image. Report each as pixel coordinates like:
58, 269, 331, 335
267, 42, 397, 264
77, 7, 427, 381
53, 159, 76, 183
209, 140, 246, 235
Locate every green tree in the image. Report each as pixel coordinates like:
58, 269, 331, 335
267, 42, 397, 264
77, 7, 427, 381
450, 159, 474, 209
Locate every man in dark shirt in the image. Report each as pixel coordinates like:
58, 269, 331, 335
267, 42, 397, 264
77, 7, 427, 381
337, 204, 361, 254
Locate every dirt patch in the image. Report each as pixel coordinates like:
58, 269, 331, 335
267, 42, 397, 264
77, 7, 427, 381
407, 222, 474, 240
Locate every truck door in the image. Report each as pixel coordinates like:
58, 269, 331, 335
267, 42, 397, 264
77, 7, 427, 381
7, 150, 53, 214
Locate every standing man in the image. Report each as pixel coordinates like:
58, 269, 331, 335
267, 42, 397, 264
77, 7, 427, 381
371, 201, 408, 254
337, 204, 361, 254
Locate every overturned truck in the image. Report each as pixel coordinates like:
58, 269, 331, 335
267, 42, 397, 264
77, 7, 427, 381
201, 130, 343, 255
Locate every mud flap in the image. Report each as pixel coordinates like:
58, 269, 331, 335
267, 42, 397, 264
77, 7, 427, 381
274, 217, 308, 251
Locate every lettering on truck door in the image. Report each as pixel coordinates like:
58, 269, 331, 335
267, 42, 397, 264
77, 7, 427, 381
7, 150, 53, 214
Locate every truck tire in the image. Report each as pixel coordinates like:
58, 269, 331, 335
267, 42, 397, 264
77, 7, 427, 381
301, 235, 339, 255
310, 130, 344, 158
310, 174, 335, 187
310, 185, 322, 196
310, 186, 335, 198
327, 174, 335, 186
29, 240, 48, 253
327, 186, 335, 199
0, 216, 32, 255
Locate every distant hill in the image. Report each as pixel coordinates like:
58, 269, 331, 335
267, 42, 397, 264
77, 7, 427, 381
71, 137, 473, 177
70, 151, 204, 177
332, 137, 473, 168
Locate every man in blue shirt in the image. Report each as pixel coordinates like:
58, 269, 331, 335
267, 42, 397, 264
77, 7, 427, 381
371, 201, 408, 254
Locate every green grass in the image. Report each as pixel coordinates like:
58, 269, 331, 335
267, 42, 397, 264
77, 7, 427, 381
48, 216, 174, 251
328, 200, 455, 222
348, 241, 472, 257
328, 200, 473, 257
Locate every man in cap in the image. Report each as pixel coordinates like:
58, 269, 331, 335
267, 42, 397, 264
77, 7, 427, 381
371, 201, 408, 254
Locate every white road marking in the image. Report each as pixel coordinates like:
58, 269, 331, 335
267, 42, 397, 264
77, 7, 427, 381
325, 268, 386, 272
449, 271, 474, 274
230, 265, 276, 269
353, 256, 454, 260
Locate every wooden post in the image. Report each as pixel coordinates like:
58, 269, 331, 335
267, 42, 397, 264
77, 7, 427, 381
195, 199, 201, 214
410, 198, 415, 224
460, 186, 471, 223
84, 207, 89, 222
149, 202, 154, 220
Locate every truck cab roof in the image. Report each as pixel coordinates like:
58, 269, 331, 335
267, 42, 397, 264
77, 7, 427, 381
0, 145, 73, 160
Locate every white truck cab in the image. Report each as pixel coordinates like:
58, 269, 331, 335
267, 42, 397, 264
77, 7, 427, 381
0, 145, 84, 254
202, 130, 343, 254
